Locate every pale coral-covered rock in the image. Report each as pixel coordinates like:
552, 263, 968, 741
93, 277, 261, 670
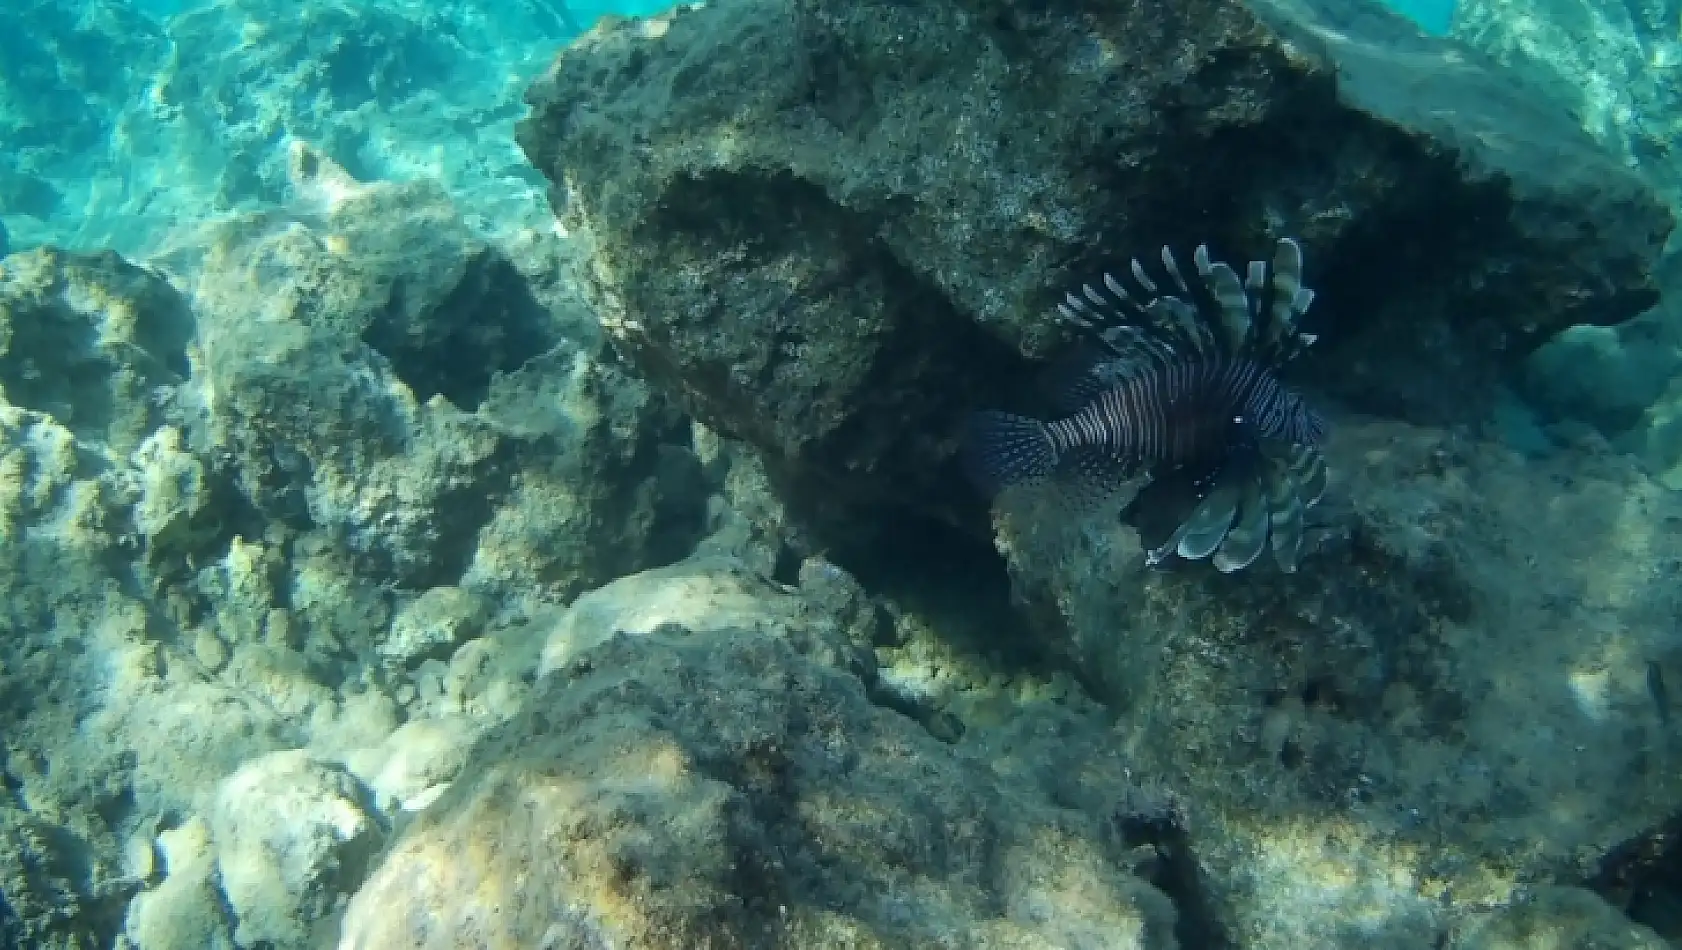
379, 586, 489, 669
124, 817, 236, 950
340, 619, 1177, 950
209, 751, 383, 949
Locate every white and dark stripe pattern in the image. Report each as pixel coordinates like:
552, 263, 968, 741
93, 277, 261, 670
964, 237, 1331, 573
1041, 356, 1319, 474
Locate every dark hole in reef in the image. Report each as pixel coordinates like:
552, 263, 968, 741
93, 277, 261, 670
804, 500, 1042, 745
770, 542, 804, 588
361, 255, 556, 411
1300, 676, 1345, 713
1112, 788, 1232, 949
1590, 807, 1682, 942
0, 253, 195, 444
1278, 738, 1306, 770
814, 499, 1053, 674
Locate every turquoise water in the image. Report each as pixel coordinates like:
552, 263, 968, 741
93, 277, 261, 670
3, 0, 1457, 255
1388, 0, 1457, 34
0, 0, 671, 255
8, 0, 1682, 948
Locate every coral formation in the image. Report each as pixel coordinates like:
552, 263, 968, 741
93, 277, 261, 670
0, 152, 708, 947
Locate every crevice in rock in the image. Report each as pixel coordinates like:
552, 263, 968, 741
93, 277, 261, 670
1589, 808, 1682, 942
361, 253, 556, 412
632, 166, 1025, 523
1111, 788, 1233, 950
815, 503, 1051, 674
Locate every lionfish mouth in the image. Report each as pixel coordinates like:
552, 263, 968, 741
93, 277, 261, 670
965, 238, 1329, 574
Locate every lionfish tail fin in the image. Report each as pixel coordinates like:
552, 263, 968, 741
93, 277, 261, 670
963, 411, 1059, 496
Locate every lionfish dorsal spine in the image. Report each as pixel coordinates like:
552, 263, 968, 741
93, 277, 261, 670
1129, 257, 1157, 293
1059, 284, 1182, 368
1159, 295, 1214, 356
1160, 245, 1191, 294
1202, 259, 1251, 353
1267, 238, 1306, 349
1054, 237, 1319, 372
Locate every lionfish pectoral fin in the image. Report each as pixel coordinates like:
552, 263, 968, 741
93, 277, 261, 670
1212, 472, 1270, 573
1258, 441, 1328, 571
962, 411, 1059, 496
1266, 466, 1306, 572
1292, 445, 1329, 508
1160, 474, 1242, 562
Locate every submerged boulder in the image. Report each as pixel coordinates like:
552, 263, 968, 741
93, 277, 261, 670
518, 0, 1670, 519
339, 559, 1179, 949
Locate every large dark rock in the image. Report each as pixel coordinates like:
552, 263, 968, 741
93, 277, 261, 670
517, 0, 1670, 520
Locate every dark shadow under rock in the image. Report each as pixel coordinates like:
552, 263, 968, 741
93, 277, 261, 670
281, 148, 559, 413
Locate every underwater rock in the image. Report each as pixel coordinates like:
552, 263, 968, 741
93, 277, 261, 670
0, 401, 284, 950
0, 247, 194, 454
1454, 0, 1682, 471
518, 0, 1670, 519
1452, 0, 1682, 210
190, 153, 698, 594
987, 417, 1682, 945
123, 817, 235, 948
1456, 886, 1669, 949
339, 558, 1179, 949
0, 154, 714, 946
378, 586, 489, 670
208, 751, 382, 949
534, 555, 876, 677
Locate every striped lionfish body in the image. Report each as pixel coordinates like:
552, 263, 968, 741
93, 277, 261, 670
965, 238, 1329, 573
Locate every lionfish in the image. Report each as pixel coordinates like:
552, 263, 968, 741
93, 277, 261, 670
964, 238, 1329, 573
